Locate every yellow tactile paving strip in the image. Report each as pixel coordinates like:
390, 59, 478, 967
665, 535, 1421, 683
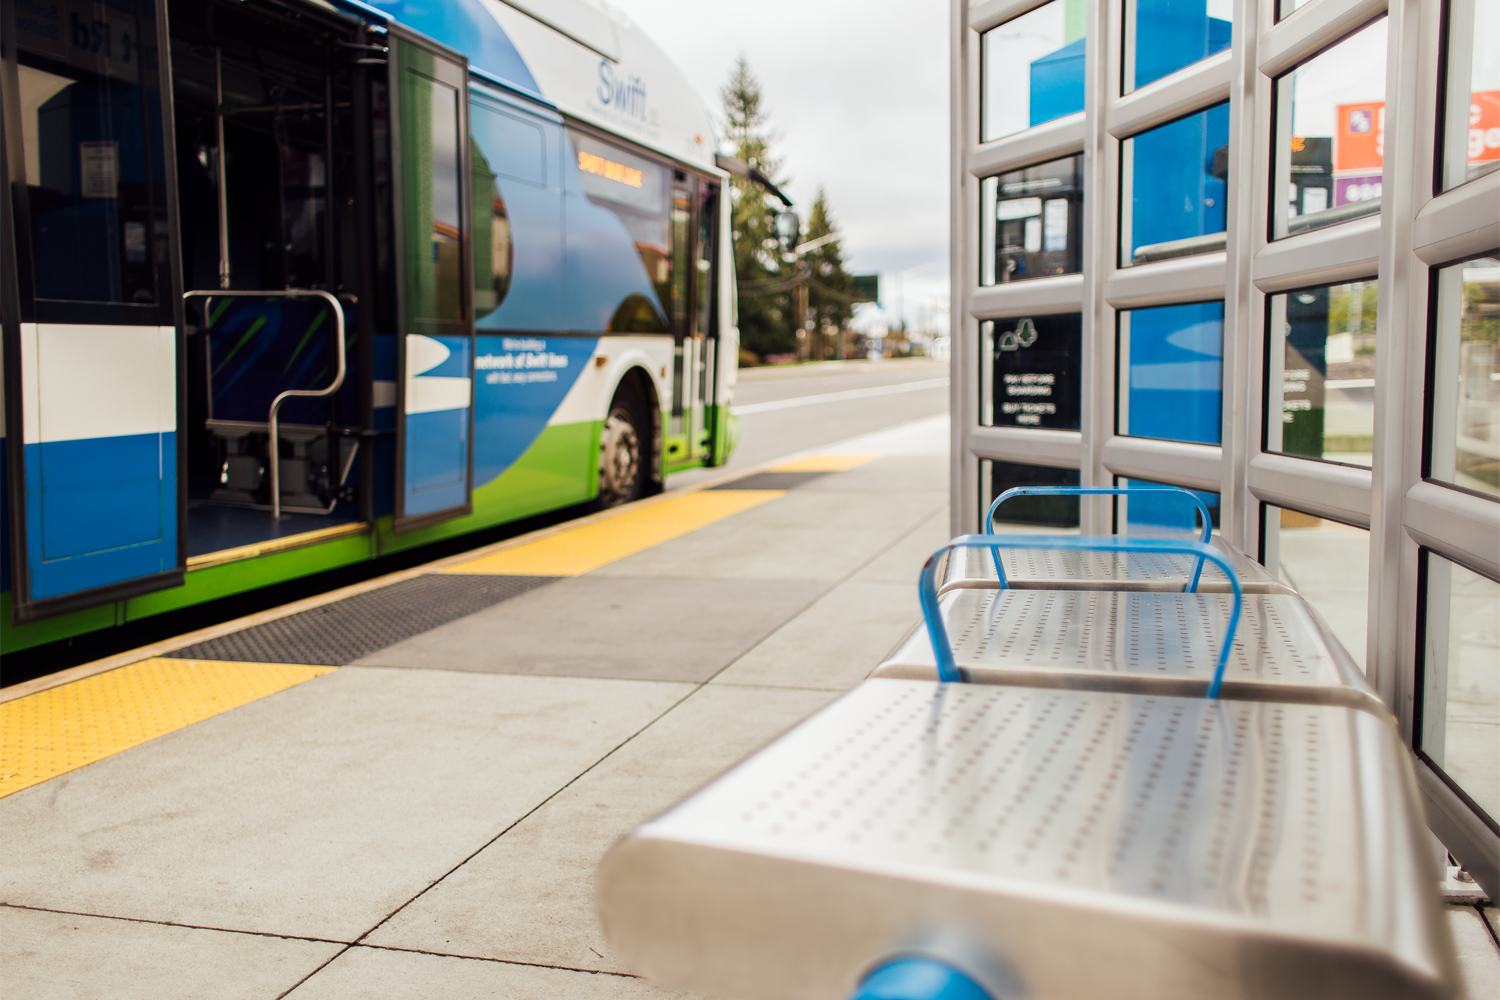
445, 489, 784, 577
0, 658, 334, 799
768, 454, 877, 473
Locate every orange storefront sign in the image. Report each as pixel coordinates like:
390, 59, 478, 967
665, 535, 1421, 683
1469, 91, 1500, 163
1335, 94, 1500, 170
1335, 101, 1384, 173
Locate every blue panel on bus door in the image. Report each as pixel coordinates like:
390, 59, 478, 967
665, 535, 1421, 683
21, 325, 178, 601
472, 335, 596, 486
403, 334, 472, 516
205, 297, 352, 425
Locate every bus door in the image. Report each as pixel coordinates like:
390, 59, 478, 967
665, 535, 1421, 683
388, 31, 474, 532
669, 174, 717, 464
170, 0, 364, 546
0, 0, 184, 622
694, 179, 720, 461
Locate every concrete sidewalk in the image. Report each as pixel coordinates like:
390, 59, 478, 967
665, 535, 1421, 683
1, 416, 954, 999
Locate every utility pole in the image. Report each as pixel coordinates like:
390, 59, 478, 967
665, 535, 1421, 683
788, 230, 838, 362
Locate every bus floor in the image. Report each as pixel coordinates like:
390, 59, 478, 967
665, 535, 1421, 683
186, 502, 363, 559
2, 413, 1497, 999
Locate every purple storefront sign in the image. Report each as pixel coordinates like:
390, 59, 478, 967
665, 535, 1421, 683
1334, 173, 1383, 206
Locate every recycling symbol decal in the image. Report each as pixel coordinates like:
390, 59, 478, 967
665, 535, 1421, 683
998, 317, 1039, 351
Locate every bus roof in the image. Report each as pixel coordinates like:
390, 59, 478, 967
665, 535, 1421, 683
357, 0, 721, 173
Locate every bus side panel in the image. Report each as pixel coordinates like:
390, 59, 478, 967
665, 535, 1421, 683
20, 323, 179, 600
473, 334, 597, 486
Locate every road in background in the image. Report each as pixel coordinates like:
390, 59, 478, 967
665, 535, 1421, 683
667, 358, 950, 490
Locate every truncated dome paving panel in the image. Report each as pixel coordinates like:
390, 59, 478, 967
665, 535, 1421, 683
166, 574, 558, 665
598, 679, 1451, 1000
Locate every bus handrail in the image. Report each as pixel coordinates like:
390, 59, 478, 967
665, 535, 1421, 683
920, 534, 1243, 699
985, 486, 1212, 592
184, 289, 348, 520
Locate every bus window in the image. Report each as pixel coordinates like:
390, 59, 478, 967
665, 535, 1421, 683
469, 135, 513, 320
569, 129, 671, 331
696, 181, 718, 341
13, 7, 166, 312
472, 106, 545, 186
471, 99, 562, 331
402, 73, 465, 325
671, 182, 691, 325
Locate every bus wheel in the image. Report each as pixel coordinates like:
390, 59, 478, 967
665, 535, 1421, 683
597, 390, 645, 508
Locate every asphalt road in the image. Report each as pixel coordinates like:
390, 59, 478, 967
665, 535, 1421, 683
666, 357, 951, 490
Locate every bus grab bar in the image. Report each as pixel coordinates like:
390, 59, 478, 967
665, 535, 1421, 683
183, 289, 348, 520
986, 486, 1212, 592
920, 535, 1244, 699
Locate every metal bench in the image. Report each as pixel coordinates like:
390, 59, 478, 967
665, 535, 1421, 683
940, 487, 1292, 596
596, 537, 1452, 1000
884, 536, 1376, 713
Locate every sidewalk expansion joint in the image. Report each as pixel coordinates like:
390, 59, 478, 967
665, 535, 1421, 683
0, 902, 350, 947
346, 685, 706, 950
347, 942, 644, 979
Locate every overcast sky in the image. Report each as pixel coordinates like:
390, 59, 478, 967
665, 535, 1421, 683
607, 0, 951, 333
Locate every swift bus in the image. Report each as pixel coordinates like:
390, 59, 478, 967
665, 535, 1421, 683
0, 0, 742, 653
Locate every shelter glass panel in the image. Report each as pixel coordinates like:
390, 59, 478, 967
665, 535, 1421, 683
980, 154, 1082, 285
980, 314, 1081, 429
1419, 551, 1500, 826
1120, 103, 1229, 265
1262, 505, 1370, 670
1265, 280, 1379, 469
1115, 477, 1220, 534
1271, 17, 1388, 239
1117, 301, 1224, 445
1429, 257, 1500, 497
980, 0, 1086, 142
980, 459, 1082, 530
1440, 0, 1500, 189
1122, 0, 1232, 94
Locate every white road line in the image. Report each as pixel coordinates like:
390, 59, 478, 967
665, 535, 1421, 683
732, 376, 951, 415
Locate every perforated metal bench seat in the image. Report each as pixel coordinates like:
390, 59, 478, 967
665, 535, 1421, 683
598, 678, 1453, 1000
938, 539, 1294, 595
873, 587, 1379, 712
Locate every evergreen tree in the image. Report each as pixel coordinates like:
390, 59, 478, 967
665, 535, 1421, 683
721, 57, 794, 360
802, 188, 855, 350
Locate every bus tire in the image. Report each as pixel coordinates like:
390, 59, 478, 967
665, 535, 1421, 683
597, 381, 649, 508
